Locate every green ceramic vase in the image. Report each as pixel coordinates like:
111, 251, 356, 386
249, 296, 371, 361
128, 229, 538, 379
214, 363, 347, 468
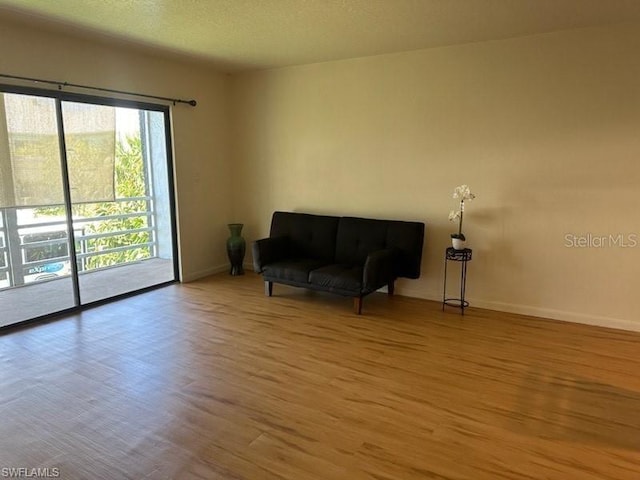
226, 223, 245, 275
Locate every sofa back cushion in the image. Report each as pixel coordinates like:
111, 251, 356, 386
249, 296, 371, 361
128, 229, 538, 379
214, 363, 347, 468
335, 217, 389, 266
270, 211, 339, 262
335, 216, 425, 279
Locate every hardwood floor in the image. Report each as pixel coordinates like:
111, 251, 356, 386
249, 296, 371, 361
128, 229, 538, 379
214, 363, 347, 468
2, 272, 640, 479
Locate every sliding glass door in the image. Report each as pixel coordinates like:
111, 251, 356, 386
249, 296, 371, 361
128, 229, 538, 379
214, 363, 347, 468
64, 103, 175, 303
0, 93, 77, 324
0, 89, 177, 327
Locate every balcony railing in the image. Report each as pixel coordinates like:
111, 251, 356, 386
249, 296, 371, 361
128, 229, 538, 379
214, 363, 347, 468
0, 196, 159, 290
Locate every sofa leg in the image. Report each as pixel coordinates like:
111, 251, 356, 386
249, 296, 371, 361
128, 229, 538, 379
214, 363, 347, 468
388, 279, 395, 296
354, 297, 363, 315
265, 281, 273, 297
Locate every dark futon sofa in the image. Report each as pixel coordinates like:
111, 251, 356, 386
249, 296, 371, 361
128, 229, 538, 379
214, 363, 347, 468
252, 211, 425, 314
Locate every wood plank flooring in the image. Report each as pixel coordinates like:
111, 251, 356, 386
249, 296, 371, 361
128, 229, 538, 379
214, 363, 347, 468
1, 272, 640, 479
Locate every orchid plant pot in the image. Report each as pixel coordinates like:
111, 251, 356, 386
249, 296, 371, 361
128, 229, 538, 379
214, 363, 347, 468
451, 234, 466, 250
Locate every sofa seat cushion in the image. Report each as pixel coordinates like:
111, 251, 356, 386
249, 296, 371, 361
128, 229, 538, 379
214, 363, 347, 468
308, 264, 363, 292
263, 259, 328, 283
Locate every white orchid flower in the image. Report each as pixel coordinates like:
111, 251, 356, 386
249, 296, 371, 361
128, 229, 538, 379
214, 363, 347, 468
453, 184, 475, 201
449, 185, 476, 239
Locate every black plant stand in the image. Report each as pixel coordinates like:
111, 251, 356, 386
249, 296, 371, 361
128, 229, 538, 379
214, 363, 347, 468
442, 247, 472, 315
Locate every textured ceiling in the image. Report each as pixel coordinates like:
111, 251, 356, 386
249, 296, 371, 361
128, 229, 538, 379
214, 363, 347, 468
1, 0, 640, 72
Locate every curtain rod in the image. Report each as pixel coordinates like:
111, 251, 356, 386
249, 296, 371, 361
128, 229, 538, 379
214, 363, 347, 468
0, 73, 197, 107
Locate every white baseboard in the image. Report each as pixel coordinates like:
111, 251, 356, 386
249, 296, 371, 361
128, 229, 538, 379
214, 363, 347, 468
400, 286, 640, 333
182, 261, 256, 282
184, 265, 640, 333
181, 264, 229, 283
470, 299, 640, 333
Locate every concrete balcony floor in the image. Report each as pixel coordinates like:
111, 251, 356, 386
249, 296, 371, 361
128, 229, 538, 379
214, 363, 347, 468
0, 258, 175, 327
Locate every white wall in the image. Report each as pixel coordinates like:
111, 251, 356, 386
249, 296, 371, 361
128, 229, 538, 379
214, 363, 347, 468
0, 16, 234, 281
231, 23, 640, 330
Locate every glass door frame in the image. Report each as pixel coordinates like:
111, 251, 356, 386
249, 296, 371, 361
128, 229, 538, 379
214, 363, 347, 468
0, 83, 180, 326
